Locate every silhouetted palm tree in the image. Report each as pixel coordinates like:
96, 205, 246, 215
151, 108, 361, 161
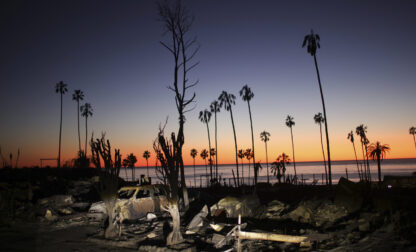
277, 153, 291, 183
356, 124, 370, 181
254, 162, 262, 184
238, 149, 245, 184
123, 153, 137, 181
368, 141, 390, 183
209, 148, 216, 181
245, 148, 253, 184
218, 91, 239, 186
190, 148, 198, 187
410, 127, 416, 150
80, 103, 93, 157
285, 115, 297, 180
200, 149, 208, 186
271, 161, 282, 184
210, 101, 220, 181
143, 150, 151, 177
240, 85, 256, 183
55, 81, 68, 168
348, 130, 362, 181
260, 130, 271, 184
72, 90, 84, 153
199, 109, 213, 181
314, 113, 327, 184
303, 30, 332, 185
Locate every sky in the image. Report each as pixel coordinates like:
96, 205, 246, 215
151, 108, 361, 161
1, 0, 415, 167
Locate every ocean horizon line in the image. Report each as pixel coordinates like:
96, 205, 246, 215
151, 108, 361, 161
132, 157, 416, 168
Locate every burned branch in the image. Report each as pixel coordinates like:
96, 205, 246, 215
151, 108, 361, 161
90, 133, 122, 239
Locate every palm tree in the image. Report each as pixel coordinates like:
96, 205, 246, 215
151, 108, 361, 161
245, 148, 253, 185
270, 161, 282, 184
303, 30, 332, 185
123, 153, 137, 181
285, 115, 297, 180
356, 124, 370, 181
260, 130, 271, 184
218, 91, 240, 186
368, 141, 390, 183
80, 103, 93, 157
347, 130, 362, 181
210, 148, 216, 181
410, 127, 416, 150
200, 149, 208, 186
314, 113, 327, 184
72, 90, 84, 153
277, 153, 291, 183
143, 150, 151, 177
190, 149, 198, 187
55, 81, 68, 168
238, 149, 245, 184
239, 85, 256, 183
199, 109, 213, 182
210, 101, 220, 181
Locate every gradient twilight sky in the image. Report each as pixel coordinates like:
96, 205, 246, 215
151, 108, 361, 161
1, 0, 415, 167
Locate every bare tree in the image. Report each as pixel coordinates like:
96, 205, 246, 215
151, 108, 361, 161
153, 125, 183, 245
158, 0, 199, 209
156, 0, 199, 244
90, 133, 121, 239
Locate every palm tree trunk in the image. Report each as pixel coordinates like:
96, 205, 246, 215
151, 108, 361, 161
360, 141, 367, 181
146, 159, 149, 177
319, 123, 328, 184
265, 142, 269, 184
248, 161, 251, 185
413, 134, 416, 150
77, 101, 81, 153
352, 142, 361, 181
377, 154, 381, 183
214, 110, 218, 181
229, 108, 239, 187
85, 116, 88, 158
241, 158, 244, 184
365, 144, 371, 182
247, 101, 256, 185
58, 92, 63, 168
193, 158, 196, 187
314, 55, 332, 185
204, 159, 208, 187
290, 127, 297, 178
205, 122, 213, 182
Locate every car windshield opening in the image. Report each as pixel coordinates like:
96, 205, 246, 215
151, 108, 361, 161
118, 189, 135, 199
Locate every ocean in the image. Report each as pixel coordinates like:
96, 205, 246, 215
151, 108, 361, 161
120, 158, 416, 187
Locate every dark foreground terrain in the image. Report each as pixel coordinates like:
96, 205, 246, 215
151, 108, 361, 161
0, 168, 415, 251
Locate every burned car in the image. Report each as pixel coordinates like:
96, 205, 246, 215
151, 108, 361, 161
88, 184, 168, 222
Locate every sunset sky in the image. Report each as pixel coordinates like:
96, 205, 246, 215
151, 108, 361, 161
1, 0, 415, 167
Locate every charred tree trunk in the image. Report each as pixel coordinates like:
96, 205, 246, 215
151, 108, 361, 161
154, 129, 184, 245
90, 134, 121, 239
165, 201, 183, 245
